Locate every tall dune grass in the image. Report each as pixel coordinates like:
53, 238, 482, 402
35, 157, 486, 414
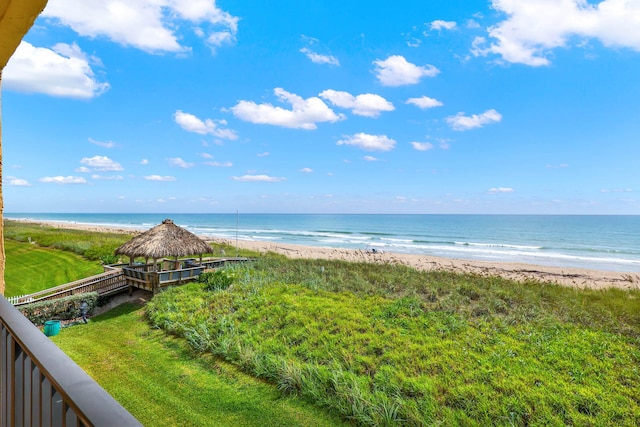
147, 258, 640, 426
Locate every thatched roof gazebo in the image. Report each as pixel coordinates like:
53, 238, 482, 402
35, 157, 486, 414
115, 219, 212, 270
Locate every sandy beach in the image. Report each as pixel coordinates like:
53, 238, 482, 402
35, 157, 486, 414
10, 219, 640, 290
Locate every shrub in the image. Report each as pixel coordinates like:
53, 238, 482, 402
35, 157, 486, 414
197, 269, 238, 291
99, 254, 120, 265
84, 244, 119, 262
19, 292, 98, 326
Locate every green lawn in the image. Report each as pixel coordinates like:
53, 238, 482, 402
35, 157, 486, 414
5, 240, 104, 296
53, 303, 347, 427
4, 220, 132, 264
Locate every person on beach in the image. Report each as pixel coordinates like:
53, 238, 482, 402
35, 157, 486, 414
79, 300, 89, 324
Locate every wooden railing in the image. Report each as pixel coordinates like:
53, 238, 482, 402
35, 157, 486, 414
122, 265, 203, 293
0, 296, 141, 426
9, 270, 127, 307
121, 257, 251, 293
8, 257, 253, 305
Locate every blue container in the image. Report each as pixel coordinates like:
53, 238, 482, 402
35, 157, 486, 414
43, 320, 61, 337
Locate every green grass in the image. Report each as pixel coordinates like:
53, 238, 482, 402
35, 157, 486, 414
4, 240, 104, 296
3, 220, 259, 263
4, 220, 134, 263
147, 258, 640, 426
52, 303, 347, 427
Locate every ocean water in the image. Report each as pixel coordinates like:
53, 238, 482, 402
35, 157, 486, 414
5, 213, 640, 273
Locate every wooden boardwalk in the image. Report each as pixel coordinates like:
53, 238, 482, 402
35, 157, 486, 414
7, 269, 128, 306
7, 257, 252, 306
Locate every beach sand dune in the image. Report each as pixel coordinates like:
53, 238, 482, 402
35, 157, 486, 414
10, 219, 639, 290
219, 239, 639, 290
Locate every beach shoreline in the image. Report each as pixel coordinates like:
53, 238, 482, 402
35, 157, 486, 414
7, 218, 639, 290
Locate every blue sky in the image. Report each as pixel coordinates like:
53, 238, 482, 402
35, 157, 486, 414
3, 0, 639, 214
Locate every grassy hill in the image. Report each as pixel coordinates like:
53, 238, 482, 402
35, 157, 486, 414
146, 258, 640, 426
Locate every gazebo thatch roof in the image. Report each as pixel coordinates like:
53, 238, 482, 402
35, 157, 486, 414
115, 219, 211, 259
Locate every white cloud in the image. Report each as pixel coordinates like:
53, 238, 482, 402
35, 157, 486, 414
80, 155, 124, 171
300, 168, 313, 173
363, 156, 379, 162
206, 31, 235, 51
406, 96, 444, 109
76, 167, 91, 173
319, 90, 395, 118
474, 0, 640, 66
4, 42, 109, 99
403, 26, 423, 47
9, 178, 32, 187
40, 176, 88, 184
168, 157, 195, 168
373, 55, 439, 86
174, 110, 238, 140
42, 0, 239, 54
91, 174, 124, 180
140, 159, 149, 165
411, 142, 434, 151
466, 19, 481, 29
144, 175, 176, 182
446, 109, 502, 131
205, 161, 233, 167
257, 152, 270, 157
337, 133, 396, 152
430, 20, 457, 30
231, 175, 286, 182
89, 137, 115, 148
300, 48, 340, 65
488, 187, 514, 194
231, 88, 344, 130
200, 152, 214, 159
